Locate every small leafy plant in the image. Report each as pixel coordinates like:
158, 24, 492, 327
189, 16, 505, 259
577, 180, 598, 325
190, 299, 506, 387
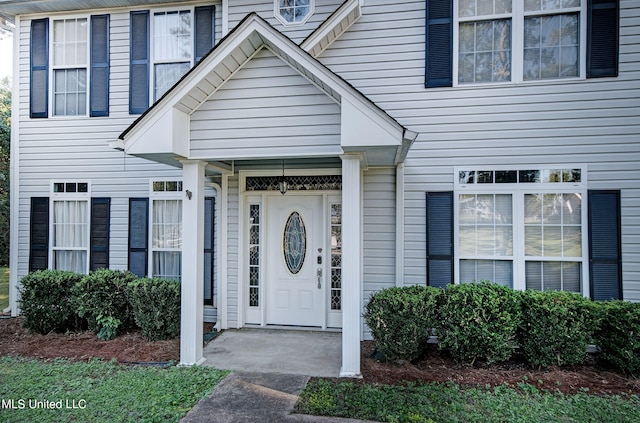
593, 300, 640, 375
74, 269, 138, 338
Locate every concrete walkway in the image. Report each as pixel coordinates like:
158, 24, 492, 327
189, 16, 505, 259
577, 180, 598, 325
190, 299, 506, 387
202, 328, 342, 377
181, 372, 376, 423
181, 329, 376, 422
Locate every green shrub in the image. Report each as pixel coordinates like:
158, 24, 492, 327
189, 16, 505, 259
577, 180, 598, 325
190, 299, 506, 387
434, 281, 521, 365
128, 278, 181, 341
593, 300, 640, 375
364, 285, 441, 362
74, 269, 138, 337
518, 290, 596, 368
18, 270, 85, 334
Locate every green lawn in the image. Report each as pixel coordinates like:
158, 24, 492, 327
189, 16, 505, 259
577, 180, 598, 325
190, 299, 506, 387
0, 267, 8, 310
0, 357, 228, 423
296, 379, 640, 423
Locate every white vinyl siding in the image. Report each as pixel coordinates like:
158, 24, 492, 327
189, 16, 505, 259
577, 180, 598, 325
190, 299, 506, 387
316, 0, 640, 300
190, 48, 341, 159
362, 168, 396, 339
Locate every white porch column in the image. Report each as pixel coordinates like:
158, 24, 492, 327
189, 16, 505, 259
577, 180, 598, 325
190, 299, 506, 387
341, 154, 362, 377
179, 160, 206, 366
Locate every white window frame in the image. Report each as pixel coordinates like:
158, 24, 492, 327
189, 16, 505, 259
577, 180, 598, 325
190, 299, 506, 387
274, 0, 315, 26
49, 181, 91, 274
149, 180, 183, 280
454, 165, 589, 296
452, 0, 588, 86
49, 15, 90, 117
149, 6, 196, 102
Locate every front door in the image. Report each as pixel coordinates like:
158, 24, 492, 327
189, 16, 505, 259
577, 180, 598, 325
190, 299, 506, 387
266, 194, 324, 327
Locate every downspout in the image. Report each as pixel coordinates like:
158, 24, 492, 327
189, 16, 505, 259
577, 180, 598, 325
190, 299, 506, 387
8, 17, 19, 315
395, 163, 404, 287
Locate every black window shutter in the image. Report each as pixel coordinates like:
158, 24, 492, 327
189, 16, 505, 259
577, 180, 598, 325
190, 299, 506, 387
587, 0, 619, 78
90, 15, 110, 117
90, 198, 111, 270
128, 198, 149, 277
130, 11, 150, 114
204, 197, 215, 305
30, 19, 49, 118
426, 192, 453, 287
195, 6, 215, 63
29, 197, 49, 272
588, 190, 622, 300
425, 0, 453, 88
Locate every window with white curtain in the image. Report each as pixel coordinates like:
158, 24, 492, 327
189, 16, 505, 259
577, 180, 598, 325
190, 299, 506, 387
51, 182, 90, 273
52, 18, 88, 115
455, 167, 587, 293
151, 181, 182, 280
152, 10, 192, 101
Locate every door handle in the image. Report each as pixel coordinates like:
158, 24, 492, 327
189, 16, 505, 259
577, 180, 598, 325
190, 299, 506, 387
317, 268, 322, 289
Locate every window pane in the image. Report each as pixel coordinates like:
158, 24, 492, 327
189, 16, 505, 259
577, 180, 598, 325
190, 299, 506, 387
154, 62, 191, 101
152, 199, 182, 248
563, 226, 582, 256
459, 20, 511, 84
153, 251, 181, 280
53, 200, 88, 248
563, 262, 581, 292
458, 193, 513, 256
525, 261, 542, 290
53, 69, 87, 116
544, 226, 562, 256
563, 193, 582, 224
54, 250, 87, 273
525, 226, 542, 255
460, 259, 512, 287
543, 261, 562, 291
154, 11, 192, 61
524, 14, 579, 80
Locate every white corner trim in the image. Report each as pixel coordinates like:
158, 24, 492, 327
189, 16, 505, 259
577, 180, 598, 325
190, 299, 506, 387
9, 16, 20, 316
222, 0, 229, 36
219, 174, 229, 330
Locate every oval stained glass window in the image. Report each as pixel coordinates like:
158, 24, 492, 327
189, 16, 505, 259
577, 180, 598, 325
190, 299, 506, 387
283, 211, 306, 274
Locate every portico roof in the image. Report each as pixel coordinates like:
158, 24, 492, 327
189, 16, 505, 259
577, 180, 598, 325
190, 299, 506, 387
114, 13, 417, 168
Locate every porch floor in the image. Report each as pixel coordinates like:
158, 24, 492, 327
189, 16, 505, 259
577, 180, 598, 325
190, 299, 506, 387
202, 328, 342, 377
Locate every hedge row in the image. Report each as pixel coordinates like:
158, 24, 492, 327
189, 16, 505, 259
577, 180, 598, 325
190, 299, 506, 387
18, 269, 180, 341
364, 282, 640, 375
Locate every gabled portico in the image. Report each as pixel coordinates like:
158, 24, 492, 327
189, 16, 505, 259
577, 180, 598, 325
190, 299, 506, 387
114, 13, 416, 377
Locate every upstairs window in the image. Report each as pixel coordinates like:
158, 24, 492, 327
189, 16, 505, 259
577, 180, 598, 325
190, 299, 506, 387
129, 6, 215, 114
275, 0, 314, 26
425, 0, 619, 88
30, 15, 109, 118
52, 18, 88, 116
153, 10, 193, 101
455, 0, 582, 85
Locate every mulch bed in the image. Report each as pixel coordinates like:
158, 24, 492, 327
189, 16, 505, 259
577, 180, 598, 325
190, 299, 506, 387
1, 317, 638, 395
360, 341, 640, 396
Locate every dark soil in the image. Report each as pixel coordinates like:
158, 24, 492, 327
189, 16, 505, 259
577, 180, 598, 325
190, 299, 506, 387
360, 341, 640, 396
1, 317, 638, 396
